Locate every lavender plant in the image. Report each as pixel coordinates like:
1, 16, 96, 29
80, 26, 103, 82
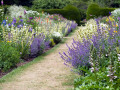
30, 33, 50, 57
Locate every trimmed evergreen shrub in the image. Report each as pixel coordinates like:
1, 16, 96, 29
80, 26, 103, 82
86, 3, 115, 20
43, 5, 81, 25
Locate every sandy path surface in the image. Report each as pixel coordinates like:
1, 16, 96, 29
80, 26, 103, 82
0, 30, 79, 90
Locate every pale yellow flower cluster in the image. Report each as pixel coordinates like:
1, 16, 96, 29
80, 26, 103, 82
76, 19, 108, 42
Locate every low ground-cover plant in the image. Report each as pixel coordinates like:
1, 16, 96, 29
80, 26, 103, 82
60, 16, 120, 89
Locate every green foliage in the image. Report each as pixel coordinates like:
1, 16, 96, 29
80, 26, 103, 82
32, 0, 70, 9
90, 0, 120, 7
0, 42, 20, 72
86, 3, 115, 20
0, 6, 9, 24
0, 26, 3, 41
49, 39, 55, 47
74, 66, 120, 90
69, 0, 89, 20
69, 0, 88, 9
43, 5, 81, 25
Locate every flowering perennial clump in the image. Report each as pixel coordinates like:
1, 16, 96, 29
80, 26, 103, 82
0, 5, 77, 71
60, 16, 120, 89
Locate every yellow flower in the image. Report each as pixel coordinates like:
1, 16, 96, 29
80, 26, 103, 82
106, 16, 114, 22
109, 28, 111, 30
113, 31, 117, 33
116, 24, 118, 27
7, 41, 12, 43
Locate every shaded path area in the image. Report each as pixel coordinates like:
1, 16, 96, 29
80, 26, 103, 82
0, 29, 79, 90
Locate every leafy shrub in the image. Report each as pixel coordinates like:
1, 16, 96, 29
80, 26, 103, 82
86, 3, 115, 20
32, 0, 70, 9
69, 0, 88, 20
0, 42, 20, 72
44, 5, 81, 25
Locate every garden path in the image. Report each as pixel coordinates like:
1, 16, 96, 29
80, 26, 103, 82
0, 29, 79, 90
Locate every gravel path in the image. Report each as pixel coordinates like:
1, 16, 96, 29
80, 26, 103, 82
0, 30, 78, 90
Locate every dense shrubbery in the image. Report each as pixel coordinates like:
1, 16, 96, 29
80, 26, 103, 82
0, 42, 20, 72
86, 3, 115, 20
91, 0, 120, 7
44, 5, 81, 25
32, 0, 70, 9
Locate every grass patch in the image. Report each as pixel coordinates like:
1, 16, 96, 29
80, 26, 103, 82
0, 27, 78, 84
62, 74, 79, 86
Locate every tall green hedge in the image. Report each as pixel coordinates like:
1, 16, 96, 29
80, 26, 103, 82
86, 3, 115, 20
43, 5, 81, 25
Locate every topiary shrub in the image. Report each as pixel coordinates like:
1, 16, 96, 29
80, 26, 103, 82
63, 5, 81, 25
86, 3, 100, 20
43, 5, 81, 25
0, 42, 20, 72
86, 3, 115, 20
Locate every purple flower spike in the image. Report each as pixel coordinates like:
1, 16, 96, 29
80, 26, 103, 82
109, 12, 111, 15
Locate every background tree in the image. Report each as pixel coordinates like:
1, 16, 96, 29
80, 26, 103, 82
32, 0, 70, 9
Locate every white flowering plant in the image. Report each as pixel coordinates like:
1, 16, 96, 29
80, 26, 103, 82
111, 8, 120, 17
76, 19, 108, 42
8, 5, 26, 18
52, 31, 63, 44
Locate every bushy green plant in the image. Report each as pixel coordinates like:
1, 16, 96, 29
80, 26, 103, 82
44, 5, 81, 25
86, 3, 115, 20
89, 0, 120, 7
0, 42, 20, 72
32, 0, 70, 9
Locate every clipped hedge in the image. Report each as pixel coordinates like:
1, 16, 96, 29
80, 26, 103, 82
86, 3, 115, 20
43, 5, 81, 25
